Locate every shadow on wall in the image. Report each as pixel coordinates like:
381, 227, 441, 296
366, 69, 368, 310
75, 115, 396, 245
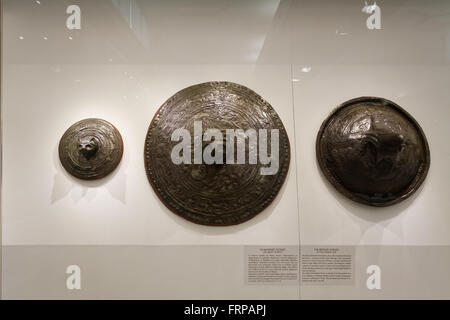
50, 141, 128, 204
313, 154, 432, 245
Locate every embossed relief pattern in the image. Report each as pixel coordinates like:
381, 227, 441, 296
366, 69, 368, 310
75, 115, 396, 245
59, 118, 124, 180
145, 82, 290, 226
316, 97, 430, 206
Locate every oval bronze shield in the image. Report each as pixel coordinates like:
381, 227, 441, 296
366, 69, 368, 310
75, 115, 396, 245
59, 118, 123, 180
316, 97, 430, 207
145, 82, 290, 226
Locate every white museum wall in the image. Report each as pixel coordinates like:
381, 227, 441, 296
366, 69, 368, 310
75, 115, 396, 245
1, 0, 299, 246
2, 246, 301, 299
2, 0, 450, 299
289, 0, 450, 246
294, 65, 450, 246
288, 0, 450, 299
2, 64, 299, 246
1, 0, 301, 299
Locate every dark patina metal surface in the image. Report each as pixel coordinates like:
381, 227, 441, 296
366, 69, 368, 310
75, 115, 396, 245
145, 82, 290, 226
316, 97, 430, 207
59, 118, 123, 180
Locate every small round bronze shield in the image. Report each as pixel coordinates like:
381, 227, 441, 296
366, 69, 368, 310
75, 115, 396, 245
59, 118, 123, 180
316, 97, 430, 207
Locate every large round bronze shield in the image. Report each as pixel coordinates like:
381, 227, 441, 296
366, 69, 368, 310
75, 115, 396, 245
59, 118, 123, 180
316, 97, 430, 207
145, 82, 290, 226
